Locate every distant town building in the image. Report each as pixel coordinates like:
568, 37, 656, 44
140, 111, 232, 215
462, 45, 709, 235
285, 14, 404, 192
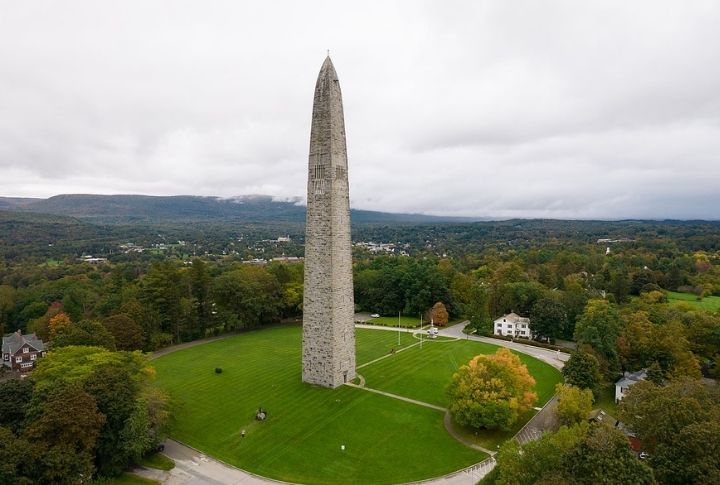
493, 313, 531, 338
79, 255, 108, 264
270, 256, 304, 263
615, 369, 647, 402
2, 331, 45, 371
277, 236, 291, 243
354, 241, 395, 253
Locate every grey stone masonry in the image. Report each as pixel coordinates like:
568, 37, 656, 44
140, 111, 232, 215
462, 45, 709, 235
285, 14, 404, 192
302, 56, 356, 388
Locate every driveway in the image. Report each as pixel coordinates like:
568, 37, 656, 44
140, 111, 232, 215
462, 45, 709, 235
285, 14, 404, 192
439, 322, 568, 371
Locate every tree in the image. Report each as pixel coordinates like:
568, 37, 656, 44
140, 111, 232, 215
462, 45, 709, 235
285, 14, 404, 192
555, 384, 594, 426
430, 302, 449, 326
618, 379, 720, 484
119, 299, 162, 351
25, 384, 106, 483
0, 427, 34, 485
141, 262, 185, 341
486, 423, 588, 485
103, 314, 144, 351
402, 259, 452, 316
0, 379, 33, 434
447, 348, 537, 430
0, 285, 16, 335
486, 423, 656, 485
30, 346, 167, 478
617, 312, 701, 379
48, 312, 72, 341
574, 300, 622, 377
190, 258, 213, 336
465, 280, 493, 335
213, 266, 283, 329
562, 350, 601, 394
561, 424, 656, 484
497, 281, 546, 316
51, 320, 116, 350
530, 295, 568, 342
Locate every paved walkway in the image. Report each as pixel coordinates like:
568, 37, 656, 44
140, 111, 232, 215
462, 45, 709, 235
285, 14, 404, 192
346, 381, 448, 412
357, 340, 421, 369
442, 413, 496, 455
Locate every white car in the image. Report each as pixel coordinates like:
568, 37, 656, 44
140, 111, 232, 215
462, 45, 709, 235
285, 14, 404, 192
427, 327, 439, 338
370, 314, 380, 318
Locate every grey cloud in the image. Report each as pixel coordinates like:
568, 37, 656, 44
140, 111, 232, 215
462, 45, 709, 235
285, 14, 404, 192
0, 1, 719, 219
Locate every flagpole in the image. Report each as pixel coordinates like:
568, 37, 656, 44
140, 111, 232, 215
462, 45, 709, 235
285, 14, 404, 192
398, 310, 401, 347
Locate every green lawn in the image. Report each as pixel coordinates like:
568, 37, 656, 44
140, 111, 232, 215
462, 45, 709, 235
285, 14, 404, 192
359, 337, 562, 450
667, 291, 720, 312
139, 453, 175, 471
153, 325, 559, 484
365, 315, 422, 328
360, 339, 560, 407
595, 383, 618, 415
107, 474, 160, 485
354, 328, 417, 365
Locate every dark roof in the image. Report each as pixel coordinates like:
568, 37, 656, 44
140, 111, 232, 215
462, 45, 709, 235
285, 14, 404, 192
2, 332, 44, 354
588, 409, 619, 427
616, 369, 647, 388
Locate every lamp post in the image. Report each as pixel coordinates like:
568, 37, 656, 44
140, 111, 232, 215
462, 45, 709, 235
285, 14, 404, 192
398, 310, 401, 347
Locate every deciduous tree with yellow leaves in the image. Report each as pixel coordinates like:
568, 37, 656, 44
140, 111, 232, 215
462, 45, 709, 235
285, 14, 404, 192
447, 347, 537, 430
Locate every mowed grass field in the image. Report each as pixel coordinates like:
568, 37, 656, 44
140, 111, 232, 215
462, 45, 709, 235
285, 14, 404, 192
360, 338, 559, 407
153, 326, 560, 484
360, 337, 562, 449
365, 315, 421, 327
667, 291, 720, 312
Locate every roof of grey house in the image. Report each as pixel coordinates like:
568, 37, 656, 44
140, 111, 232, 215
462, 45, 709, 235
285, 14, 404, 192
2, 331, 45, 354
615, 369, 647, 388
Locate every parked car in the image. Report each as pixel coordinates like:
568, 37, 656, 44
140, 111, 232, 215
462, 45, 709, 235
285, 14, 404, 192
427, 326, 439, 339
370, 314, 380, 318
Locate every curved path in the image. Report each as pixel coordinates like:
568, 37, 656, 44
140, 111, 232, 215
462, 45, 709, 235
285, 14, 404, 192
141, 322, 566, 484
438, 322, 569, 371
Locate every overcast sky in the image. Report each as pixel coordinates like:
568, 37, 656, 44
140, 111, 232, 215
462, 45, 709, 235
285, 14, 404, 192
1, 1, 719, 219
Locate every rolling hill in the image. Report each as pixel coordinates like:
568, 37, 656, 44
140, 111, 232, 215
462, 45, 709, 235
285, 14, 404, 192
1, 194, 474, 224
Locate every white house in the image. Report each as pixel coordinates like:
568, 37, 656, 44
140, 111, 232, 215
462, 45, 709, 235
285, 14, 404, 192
615, 369, 647, 402
493, 313, 531, 338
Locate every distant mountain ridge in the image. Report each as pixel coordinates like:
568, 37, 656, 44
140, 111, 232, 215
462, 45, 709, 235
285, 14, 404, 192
0, 194, 477, 224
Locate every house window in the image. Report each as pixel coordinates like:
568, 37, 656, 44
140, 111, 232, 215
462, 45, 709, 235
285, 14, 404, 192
16, 357, 22, 363
21, 362, 32, 369
31, 354, 37, 361
3, 353, 8, 361
23, 347, 29, 353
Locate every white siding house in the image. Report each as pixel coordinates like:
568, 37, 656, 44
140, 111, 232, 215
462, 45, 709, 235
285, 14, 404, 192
493, 313, 531, 338
615, 370, 647, 402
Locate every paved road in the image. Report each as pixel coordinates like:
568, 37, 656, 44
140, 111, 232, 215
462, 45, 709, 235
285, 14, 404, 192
439, 322, 569, 371
133, 439, 286, 485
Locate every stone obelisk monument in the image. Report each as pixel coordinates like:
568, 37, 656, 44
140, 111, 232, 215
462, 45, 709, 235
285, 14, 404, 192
302, 56, 356, 388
